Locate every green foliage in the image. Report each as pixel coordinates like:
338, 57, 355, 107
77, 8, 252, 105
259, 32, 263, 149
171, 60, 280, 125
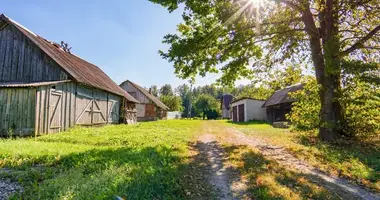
341, 76, 380, 137
0, 120, 203, 199
160, 95, 183, 111
160, 84, 174, 96
149, 85, 159, 97
289, 75, 380, 138
194, 94, 220, 119
288, 77, 321, 131
234, 85, 271, 100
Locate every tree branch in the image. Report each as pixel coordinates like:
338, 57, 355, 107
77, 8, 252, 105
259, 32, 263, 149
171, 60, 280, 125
340, 25, 380, 56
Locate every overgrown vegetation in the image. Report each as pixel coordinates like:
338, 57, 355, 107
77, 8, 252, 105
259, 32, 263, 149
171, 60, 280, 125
223, 121, 380, 192
0, 120, 213, 199
289, 75, 380, 138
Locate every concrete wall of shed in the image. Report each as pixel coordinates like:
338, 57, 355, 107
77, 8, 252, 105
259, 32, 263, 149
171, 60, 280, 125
231, 99, 267, 122
245, 99, 267, 122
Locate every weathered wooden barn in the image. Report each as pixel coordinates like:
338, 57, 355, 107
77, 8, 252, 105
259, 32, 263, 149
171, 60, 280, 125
263, 84, 303, 126
0, 14, 138, 136
120, 80, 169, 121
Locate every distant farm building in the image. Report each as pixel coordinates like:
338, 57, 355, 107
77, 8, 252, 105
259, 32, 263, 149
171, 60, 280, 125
230, 98, 267, 122
220, 94, 233, 119
0, 14, 138, 136
120, 80, 169, 121
263, 84, 303, 127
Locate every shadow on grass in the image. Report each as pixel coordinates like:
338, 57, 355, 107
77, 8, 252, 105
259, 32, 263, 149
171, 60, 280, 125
296, 133, 380, 188
223, 145, 340, 200
226, 120, 270, 126
7, 146, 195, 200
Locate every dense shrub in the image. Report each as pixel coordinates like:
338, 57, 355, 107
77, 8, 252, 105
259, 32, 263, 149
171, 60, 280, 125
341, 78, 380, 137
288, 76, 380, 138
287, 77, 320, 131
206, 109, 220, 120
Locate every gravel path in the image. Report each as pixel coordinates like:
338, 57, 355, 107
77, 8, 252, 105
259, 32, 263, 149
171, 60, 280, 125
225, 128, 380, 200
197, 134, 248, 200
0, 179, 22, 200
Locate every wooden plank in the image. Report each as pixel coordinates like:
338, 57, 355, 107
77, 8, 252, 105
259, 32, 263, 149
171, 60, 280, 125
39, 86, 45, 134
0, 29, 6, 79
44, 86, 50, 134
30, 88, 36, 132
16, 31, 25, 81
35, 87, 40, 135
11, 26, 19, 81
3, 27, 13, 81
0, 89, 4, 133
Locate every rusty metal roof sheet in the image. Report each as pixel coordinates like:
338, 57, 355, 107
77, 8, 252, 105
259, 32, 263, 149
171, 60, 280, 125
0, 14, 138, 103
263, 83, 303, 107
0, 80, 72, 88
122, 80, 170, 110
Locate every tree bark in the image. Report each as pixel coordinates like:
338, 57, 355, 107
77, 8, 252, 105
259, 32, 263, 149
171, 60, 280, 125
300, 0, 343, 141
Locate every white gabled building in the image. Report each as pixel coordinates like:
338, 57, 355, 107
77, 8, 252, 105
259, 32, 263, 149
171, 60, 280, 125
230, 98, 267, 122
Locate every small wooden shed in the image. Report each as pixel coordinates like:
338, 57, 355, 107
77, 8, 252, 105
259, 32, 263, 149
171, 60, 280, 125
0, 14, 139, 136
230, 98, 267, 122
120, 80, 169, 121
263, 84, 303, 124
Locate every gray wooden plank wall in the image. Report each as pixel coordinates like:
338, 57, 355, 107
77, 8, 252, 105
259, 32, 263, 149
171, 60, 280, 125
0, 23, 68, 82
0, 87, 36, 136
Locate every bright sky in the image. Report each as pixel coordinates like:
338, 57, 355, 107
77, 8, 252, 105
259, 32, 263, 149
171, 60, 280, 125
1, 0, 250, 88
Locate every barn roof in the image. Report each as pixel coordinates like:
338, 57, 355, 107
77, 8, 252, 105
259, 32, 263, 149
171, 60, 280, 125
0, 80, 71, 88
0, 14, 138, 103
121, 80, 169, 110
263, 83, 303, 107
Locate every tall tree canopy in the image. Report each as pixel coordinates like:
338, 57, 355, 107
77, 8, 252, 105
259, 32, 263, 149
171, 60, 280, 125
150, 0, 380, 141
160, 84, 174, 96
149, 85, 159, 97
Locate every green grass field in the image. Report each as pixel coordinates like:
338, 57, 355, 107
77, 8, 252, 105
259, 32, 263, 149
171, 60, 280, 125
223, 120, 380, 192
1, 120, 378, 199
0, 120, 204, 199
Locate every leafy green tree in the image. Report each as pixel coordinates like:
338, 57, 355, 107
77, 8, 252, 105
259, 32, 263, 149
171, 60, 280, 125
264, 65, 303, 91
234, 84, 271, 100
194, 94, 219, 119
160, 84, 174, 96
160, 95, 183, 111
149, 85, 159, 97
150, 0, 380, 141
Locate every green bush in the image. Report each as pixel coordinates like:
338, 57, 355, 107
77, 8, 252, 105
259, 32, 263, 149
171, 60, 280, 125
288, 77, 320, 131
288, 76, 380, 138
341, 78, 380, 137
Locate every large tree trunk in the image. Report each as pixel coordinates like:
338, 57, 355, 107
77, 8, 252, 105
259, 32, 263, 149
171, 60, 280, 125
319, 0, 345, 141
301, 0, 344, 141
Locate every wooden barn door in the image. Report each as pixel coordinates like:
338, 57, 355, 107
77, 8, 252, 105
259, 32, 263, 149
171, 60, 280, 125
48, 90, 63, 133
75, 86, 109, 126
238, 104, 245, 122
232, 106, 238, 122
